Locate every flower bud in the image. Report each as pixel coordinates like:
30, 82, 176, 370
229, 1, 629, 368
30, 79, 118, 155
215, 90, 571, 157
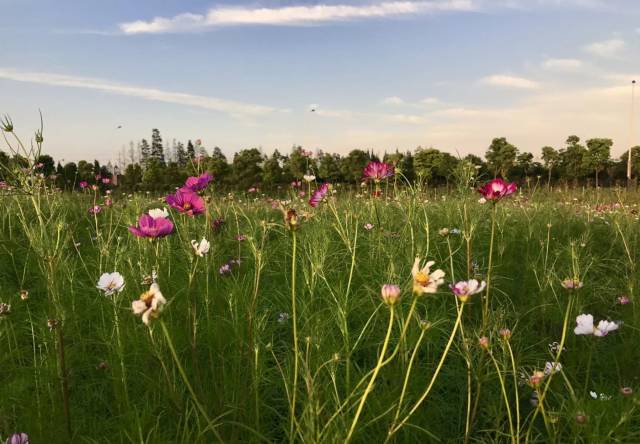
478, 336, 489, 349
381, 284, 401, 306
499, 328, 512, 340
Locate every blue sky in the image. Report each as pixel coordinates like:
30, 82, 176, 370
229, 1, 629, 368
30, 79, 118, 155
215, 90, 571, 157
2, 0, 640, 163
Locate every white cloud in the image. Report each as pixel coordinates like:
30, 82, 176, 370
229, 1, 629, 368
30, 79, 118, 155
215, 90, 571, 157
584, 38, 625, 57
385, 113, 429, 124
421, 97, 440, 104
119, 1, 475, 34
0, 68, 283, 118
542, 58, 583, 70
382, 96, 405, 105
480, 74, 540, 89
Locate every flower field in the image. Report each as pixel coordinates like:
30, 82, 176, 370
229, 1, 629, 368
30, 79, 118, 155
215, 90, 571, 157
0, 117, 639, 443
2, 162, 640, 443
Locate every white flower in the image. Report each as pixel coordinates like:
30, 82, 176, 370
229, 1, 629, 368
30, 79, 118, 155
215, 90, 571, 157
191, 238, 211, 257
478, 197, 487, 204
589, 390, 598, 399
303, 174, 316, 182
96, 272, 125, 296
148, 208, 169, 219
574, 314, 619, 337
544, 361, 562, 375
412, 257, 446, 296
132, 283, 166, 325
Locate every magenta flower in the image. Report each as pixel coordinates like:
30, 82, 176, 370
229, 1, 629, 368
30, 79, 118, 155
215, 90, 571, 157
79, 181, 88, 189
184, 172, 214, 192
478, 178, 516, 201
309, 183, 330, 208
88, 205, 102, 214
129, 214, 174, 238
102, 177, 111, 184
363, 161, 394, 182
166, 188, 205, 216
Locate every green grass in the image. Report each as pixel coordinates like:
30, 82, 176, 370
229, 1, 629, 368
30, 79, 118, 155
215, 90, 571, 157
1, 185, 639, 443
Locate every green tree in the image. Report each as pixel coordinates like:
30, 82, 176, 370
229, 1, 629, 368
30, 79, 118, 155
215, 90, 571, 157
341, 149, 369, 183
139, 139, 151, 165
141, 158, 166, 192
318, 152, 343, 182
585, 138, 612, 187
232, 148, 263, 190
285, 146, 310, 179
151, 129, 165, 166
541, 146, 560, 186
559, 135, 588, 185
175, 142, 188, 167
204, 147, 231, 186
262, 150, 284, 188
187, 140, 196, 160
485, 137, 518, 178
121, 163, 143, 192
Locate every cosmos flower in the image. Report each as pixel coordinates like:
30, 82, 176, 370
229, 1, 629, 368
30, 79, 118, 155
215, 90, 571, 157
478, 178, 516, 201
561, 278, 583, 290
191, 238, 210, 257
96, 272, 125, 296
148, 208, 169, 219
309, 183, 330, 208
212, 218, 225, 233
544, 361, 562, 375
411, 257, 445, 296
616, 295, 630, 305
129, 214, 174, 238
574, 314, 619, 337
166, 188, 205, 216
450, 279, 486, 303
303, 174, 316, 182
381, 284, 401, 306
363, 223, 374, 231
363, 161, 394, 182
79, 181, 88, 189
132, 283, 166, 325
7, 433, 29, 444
184, 172, 214, 192
88, 205, 102, 214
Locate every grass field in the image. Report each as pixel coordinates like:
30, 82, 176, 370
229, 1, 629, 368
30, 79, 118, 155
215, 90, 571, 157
1, 178, 640, 443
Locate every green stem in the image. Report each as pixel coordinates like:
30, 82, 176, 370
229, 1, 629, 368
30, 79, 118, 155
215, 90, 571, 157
289, 231, 299, 443
483, 204, 497, 331
488, 349, 515, 443
345, 305, 395, 443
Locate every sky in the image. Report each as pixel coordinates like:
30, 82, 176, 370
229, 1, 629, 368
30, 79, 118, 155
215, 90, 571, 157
2, 0, 640, 163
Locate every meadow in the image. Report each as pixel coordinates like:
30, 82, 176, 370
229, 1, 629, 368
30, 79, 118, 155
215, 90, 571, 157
1, 139, 640, 443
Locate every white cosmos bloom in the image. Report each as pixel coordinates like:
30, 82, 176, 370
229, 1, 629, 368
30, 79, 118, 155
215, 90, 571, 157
148, 208, 169, 219
132, 283, 166, 325
544, 361, 562, 375
191, 238, 211, 257
303, 174, 316, 182
412, 257, 446, 296
96, 272, 125, 296
574, 314, 619, 337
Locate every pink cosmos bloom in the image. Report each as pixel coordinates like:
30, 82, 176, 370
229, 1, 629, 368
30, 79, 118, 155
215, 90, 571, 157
617, 295, 630, 305
363, 161, 394, 182
88, 205, 102, 214
450, 279, 486, 303
364, 223, 374, 231
478, 178, 517, 201
184, 172, 214, 192
91, 185, 99, 191
102, 177, 111, 184
79, 181, 88, 189
8, 433, 29, 444
0, 181, 8, 189
291, 180, 302, 188
165, 188, 205, 216
309, 183, 330, 208
129, 214, 174, 238
298, 191, 306, 198
248, 187, 257, 193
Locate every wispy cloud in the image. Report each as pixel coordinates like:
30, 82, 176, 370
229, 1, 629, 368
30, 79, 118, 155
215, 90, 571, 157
584, 38, 625, 57
119, 1, 475, 34
542, 58, 583, 70
0, 68, 283, 118
421, 97, 440, 104
480, 74, 540, 89
382, 96, 405, 105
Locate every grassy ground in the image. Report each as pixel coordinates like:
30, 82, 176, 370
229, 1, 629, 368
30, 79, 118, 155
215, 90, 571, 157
0, 184, 639, 443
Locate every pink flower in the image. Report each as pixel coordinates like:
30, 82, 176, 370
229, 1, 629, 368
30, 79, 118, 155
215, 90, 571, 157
309, 183, 330, 208
450, 279, 486, 303
478, 178, 516, 201
166, 188, 205, 216
363, 161, 394, 182
88, 205, 102, 214
248, 187, 257, 193
298, 191, 306, 198
129, 214, 174, 238
101, 177, 111, 184
184, 172, 214, 192
617, 295, 631, 305
291, 180, 302, 188
79, 181, 88, 189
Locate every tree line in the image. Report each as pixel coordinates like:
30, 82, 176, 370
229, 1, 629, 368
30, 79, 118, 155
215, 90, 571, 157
2, 128, 640, 192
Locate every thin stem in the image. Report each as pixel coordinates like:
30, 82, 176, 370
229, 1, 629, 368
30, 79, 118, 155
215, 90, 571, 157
505, 340, 521, 443
289, 231, 299, 443
388, 303, 466, 439
483, 204, 497, 331
345, 305, 395, 443
487, 349, 515, 443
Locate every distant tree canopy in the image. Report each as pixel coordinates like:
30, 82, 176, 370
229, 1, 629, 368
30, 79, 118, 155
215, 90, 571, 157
2, 128, 637, 192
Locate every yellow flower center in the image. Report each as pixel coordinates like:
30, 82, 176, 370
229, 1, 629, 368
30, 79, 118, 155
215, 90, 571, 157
184, 203, 192, 210
140, 290, 154, 306
415, 271, 430, 287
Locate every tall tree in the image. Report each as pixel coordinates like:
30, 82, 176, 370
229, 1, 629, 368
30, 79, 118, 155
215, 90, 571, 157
559, 135, 588, 185
318, 152, 343, 182
139, 139, 151, 165
205, 147, 231, 185
150, 129, 165, 166
341, 149, 370, 183
186, 140, 196, 160
485, 137, 518, 178
175, 142, 188, 167
541, 146, 560, 186
585, 138, 612, 187
262, 150, 284, 188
